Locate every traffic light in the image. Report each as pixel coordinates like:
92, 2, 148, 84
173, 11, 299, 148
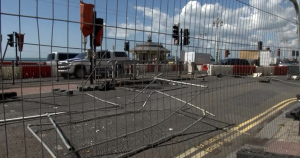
225, 50, 230, 58
296, 51, 299, 57
172, 24, 179, 45
258, 41, 262, 50
277, 49, 280, 57
7, 33, 14, 47
124, 41, 129, 51
16, 33, 25, 52
183, 29, 190, 45
292, 50, 295, 56
94, 18, 103, 46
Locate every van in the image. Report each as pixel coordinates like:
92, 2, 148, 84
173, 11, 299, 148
46, 52, 79, 65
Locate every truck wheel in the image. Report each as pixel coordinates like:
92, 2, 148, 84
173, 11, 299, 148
62, 73, 69, 79
75, 68, 85, 79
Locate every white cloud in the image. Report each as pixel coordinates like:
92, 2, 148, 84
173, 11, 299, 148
107, 0, 298, 56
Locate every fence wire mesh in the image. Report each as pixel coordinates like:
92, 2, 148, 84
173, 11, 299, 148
1, 0, 300, 158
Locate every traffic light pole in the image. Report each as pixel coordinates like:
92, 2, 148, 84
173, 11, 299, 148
1, 41, 9, 64
178, 29, 183, 77
89, 11, 97, 85
14, 32, 19, 66
180, 29, 183, 51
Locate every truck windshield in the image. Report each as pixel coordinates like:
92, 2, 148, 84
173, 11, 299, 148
114, 52, 127, 57
47, 54, 55, 61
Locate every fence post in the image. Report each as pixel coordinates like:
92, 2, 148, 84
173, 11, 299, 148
56, 60, 59, 82
12, 61, 15, 85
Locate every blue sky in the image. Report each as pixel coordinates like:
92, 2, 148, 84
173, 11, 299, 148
1, 0, 299, 59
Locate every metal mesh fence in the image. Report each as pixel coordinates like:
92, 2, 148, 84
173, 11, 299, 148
1, 0, 300, 158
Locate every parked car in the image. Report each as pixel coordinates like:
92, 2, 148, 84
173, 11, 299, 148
46, 52, 79, 66
219, 58, 250, 65
278, 58, 298, 67
58, 50, 131, 79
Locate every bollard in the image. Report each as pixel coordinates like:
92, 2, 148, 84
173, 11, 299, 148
11, 61, 15, 85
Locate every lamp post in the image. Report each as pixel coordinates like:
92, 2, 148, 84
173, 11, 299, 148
289, 0, 300, 71
213, 14, 223, 62
199, 28, 207, 54
281, 38, 288, 59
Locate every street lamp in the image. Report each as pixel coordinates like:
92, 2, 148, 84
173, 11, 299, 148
213, 14, 223, 62
199, 28, 207, 54
281, 38, 288, 59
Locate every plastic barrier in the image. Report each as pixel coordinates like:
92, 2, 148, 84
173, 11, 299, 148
262, 66, 273, 76
202, 64, 208, 71
172, 64, 184, 71
2, 67, 22, 79
288, 66, 299, 75
22, 65, 52, 78
233, 65, 256, 75
196, 65, 203, 71
147, 64, 155, 72
208, 65, 233, 76
273, 66, 288, 75
41, 66, 51, 78
2, 67, 12, 79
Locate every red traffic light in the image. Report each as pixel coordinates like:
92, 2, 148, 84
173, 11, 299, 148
94, 18, 103, 47
225, 50, 230, 57
80, 2, 95, 37
17, 33, 25, 52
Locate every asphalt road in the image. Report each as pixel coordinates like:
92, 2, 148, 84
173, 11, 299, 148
0, 75, 299, 158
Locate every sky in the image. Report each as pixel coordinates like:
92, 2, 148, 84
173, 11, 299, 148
1, 0, 299, 60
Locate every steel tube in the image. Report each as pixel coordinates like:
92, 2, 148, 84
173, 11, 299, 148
47, 114, 72, 151
0, 112, 66, 123
27, 124, 57, 158
155, 77, 208, 88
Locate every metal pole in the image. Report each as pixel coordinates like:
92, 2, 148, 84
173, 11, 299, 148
27, 125, 57, 158
290, 0, 300, 78
178, 29, 183, 77
1, 40, 9, 64
216, 26, 219, 62
89, 11, 96, 85
155, 77, 207, 88
11, 61, 14, 85
14, 32, 18, 66
47, 114, 72, 151
56, 60, 59, 82
180, 29, 183, 51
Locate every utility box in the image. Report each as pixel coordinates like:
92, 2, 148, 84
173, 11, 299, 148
259, 50, 273, 66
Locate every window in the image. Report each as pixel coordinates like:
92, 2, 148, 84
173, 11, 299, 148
47, 54, 55, 61
114, 51, 127, 57
98, 51, 111, 59
58, 53, 79, 60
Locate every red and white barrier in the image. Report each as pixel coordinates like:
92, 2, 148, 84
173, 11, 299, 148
207, 65, 291, 76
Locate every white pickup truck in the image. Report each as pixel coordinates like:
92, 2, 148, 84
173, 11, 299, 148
58, 50, 133, 79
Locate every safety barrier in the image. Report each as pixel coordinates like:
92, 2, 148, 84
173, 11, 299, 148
1, 67, 22, 80
287, 66, 299, 75
262, 66, 273, 76
233, 65, 256, 75
207, 65, 292, 76
208, 65, 234, 76
273, 66, 288, 75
